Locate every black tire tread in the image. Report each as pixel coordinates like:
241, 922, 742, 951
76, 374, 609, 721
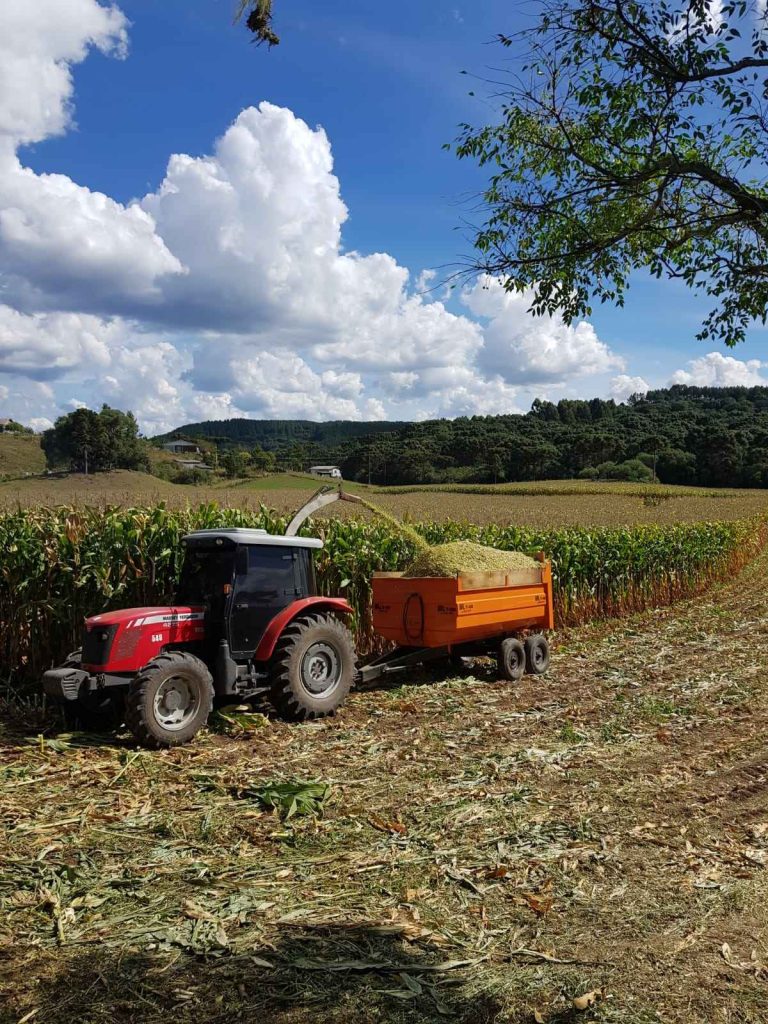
498, 637, 526, 682
269, 612, 355, 721
125, 651, 213, 749
524, 634, 551, 675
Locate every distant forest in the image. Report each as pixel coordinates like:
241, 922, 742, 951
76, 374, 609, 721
158, 386, 768, 488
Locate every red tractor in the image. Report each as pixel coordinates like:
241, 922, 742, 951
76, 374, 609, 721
43, 489, 360, 747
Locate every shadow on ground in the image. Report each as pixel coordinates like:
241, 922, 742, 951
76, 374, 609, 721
3, 930, 519, 1024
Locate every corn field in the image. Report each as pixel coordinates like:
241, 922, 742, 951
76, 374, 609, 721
1, 504, 765, 689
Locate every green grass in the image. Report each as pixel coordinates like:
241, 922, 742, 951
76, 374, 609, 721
220, 472, 368, 492
0, 433, 45, 477
371, 478, 749, 498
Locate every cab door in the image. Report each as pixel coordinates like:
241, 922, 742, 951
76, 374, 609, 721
229, 545, 300, 657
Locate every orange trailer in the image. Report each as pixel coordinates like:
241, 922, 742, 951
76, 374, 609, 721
359, 558, 555, 685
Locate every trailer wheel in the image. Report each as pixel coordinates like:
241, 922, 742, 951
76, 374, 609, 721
525, 634, 550, 675
498, 638, 526, 682
269, 613, 355, 721
125, 652, 213, 748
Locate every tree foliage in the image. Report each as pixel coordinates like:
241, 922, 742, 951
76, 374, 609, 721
166, 385, 768, 488
454, 0, 768, 345
41, 406, 148, 474
221, 448, 251, 478
236, 0, 280, 46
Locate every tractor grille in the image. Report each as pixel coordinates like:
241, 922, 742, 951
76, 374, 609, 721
81, 623, 118, 666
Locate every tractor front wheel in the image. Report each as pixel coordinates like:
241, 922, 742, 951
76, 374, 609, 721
125, 652, 214, 748
269, 613, 355, 721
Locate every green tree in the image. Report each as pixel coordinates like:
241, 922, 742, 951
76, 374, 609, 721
483, 444, 508, 483
41, 406, 147, 474
250, 444, 276, 473
0, 419, 32, 434
454, 1, 768, 346
222, 449, 252, 478
657, 447, 697, 484
611, 458, 654, 482
508, 438, 560, 480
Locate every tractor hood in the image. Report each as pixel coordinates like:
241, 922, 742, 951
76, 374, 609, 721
82, 606, 206, 673
86, 606, 204, 629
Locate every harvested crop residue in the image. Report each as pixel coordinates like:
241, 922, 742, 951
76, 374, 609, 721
4, 553, 768, 1023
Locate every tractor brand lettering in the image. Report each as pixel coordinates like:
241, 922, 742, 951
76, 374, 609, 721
128, 612, 205, 628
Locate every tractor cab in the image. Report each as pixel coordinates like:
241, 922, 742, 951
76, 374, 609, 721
177, 528, 322, 659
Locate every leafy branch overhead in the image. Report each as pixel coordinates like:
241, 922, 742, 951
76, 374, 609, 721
236, 0, 280, 47
453, 1, 768, 345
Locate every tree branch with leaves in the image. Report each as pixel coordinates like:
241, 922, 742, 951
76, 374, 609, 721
236, 0, 280, 46
453, 0, 768, 345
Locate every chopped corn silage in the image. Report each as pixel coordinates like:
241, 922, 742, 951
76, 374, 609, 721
404, 539, 537, 577
355, 497, 534, 577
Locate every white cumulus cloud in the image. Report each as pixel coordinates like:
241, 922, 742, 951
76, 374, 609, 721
0, 307, 114, 377
0, 0, 127, 148
0, 1, 630, 431
463, 277, 624, 385
609, 374, 650, 402
670, 352, 766, 387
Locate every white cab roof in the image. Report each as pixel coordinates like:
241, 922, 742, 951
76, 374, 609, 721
182, 528, 323, 549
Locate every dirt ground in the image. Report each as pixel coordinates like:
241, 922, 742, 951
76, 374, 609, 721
3, 552, 768, 1023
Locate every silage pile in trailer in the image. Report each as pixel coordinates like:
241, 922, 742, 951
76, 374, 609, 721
404, 540, 536, 577
356, 496, 536, 577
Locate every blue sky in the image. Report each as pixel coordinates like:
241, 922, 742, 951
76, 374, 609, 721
1, 0, 766, 433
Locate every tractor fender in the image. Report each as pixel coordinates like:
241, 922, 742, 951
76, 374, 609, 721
253, 597, 354, 662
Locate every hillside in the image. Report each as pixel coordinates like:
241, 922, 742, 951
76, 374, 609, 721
0, 432, 45, 476
156, 418, 407, 449
11, 385, 768, 489
152, 385, 768, 489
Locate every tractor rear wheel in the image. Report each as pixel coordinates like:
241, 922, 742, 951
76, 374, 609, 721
125, 651, 213, 748
269, 613, 355, 721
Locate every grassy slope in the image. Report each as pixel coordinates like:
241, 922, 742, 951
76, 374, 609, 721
3, 553, 768, 1022
0, 433, 45, 476
0, 471, 335, 510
